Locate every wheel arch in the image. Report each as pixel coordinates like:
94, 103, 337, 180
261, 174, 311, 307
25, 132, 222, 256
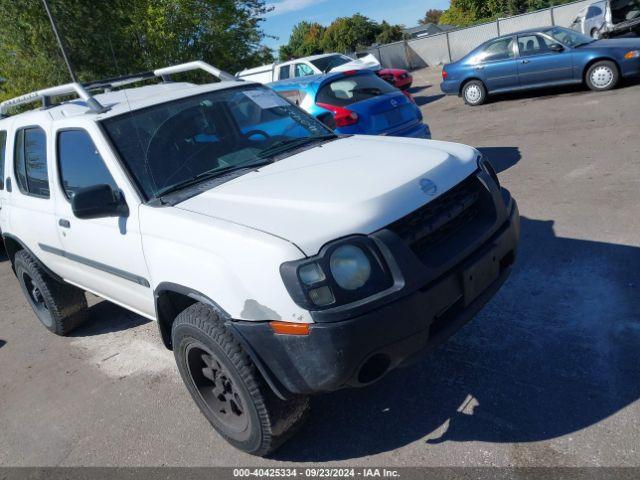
459, 77, 485, 96
582, 56, 620, 82
154, 282, 230, 349
155, 282, 291, 400
1, 233, 63, 282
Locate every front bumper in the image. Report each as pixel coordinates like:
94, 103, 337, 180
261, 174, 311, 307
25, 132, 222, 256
231, 186, 519, 396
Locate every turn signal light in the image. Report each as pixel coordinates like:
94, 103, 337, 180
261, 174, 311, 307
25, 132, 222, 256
270, 321, 311, 336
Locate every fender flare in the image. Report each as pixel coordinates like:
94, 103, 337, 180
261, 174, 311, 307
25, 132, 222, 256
2, 233, 64, 283
154, 282, 291, 401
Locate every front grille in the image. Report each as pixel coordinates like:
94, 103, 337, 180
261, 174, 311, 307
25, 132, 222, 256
388, 174, 490, 257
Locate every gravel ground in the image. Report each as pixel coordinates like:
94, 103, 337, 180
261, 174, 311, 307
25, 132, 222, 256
0, 67, 639, 467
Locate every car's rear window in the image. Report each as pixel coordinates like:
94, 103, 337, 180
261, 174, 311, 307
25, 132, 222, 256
316, 74, 397, 108
310, 55, 351, 73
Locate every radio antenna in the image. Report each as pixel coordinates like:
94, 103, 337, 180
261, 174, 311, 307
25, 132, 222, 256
41, 0, 78, 83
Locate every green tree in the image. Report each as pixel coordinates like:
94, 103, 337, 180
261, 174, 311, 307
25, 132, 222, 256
376, 21, 404, 44
278, 21, 325, 60
440, 0, 577, 27
419, 9, 444, 25
0, 0, 274, 103
320, 14, 381, 52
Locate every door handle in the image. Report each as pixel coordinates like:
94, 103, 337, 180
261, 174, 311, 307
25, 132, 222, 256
522, 60, 530, 64
59, 219, 71, 228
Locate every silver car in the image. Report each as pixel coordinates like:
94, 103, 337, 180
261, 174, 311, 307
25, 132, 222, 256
570, 0, 640, 38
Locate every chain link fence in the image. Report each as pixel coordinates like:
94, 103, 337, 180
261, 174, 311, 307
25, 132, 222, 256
368, 0, 593, 70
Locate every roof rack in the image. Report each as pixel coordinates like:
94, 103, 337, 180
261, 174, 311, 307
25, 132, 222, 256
0, 61, 237, 119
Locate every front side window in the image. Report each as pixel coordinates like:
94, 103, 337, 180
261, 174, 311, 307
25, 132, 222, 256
0, 130, 6, 190
474, 38, 516, 63
545, 27, 594, 47
102, 86, 333, 199
295, 63, 315, 77
14, 127, 49, 198
57, 130, 118, 198
316, 73, 396, 108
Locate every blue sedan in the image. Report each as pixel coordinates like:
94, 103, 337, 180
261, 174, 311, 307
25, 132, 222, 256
441, 26, 640, 106
268, 70, 430, 138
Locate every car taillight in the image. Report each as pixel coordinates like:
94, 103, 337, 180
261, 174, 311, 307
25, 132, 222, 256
442, 69, 448, 80
317, 102, 359, 127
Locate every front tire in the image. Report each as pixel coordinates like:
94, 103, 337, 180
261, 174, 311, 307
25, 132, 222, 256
462, 80, 487, 106
172, 303, 309, 456
586, 60, 619, 91
14, 250, 88, 335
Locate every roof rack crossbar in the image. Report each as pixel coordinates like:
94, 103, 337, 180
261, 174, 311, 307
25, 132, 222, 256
154, 61, 237, 82
82, 71, 157, 92
0, 61, 237, 119
0, 82, 107, 118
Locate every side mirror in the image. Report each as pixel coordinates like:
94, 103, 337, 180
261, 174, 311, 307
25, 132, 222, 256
316, 111, 337, 130
549, 43, 565, 53
71, 184, 129, 220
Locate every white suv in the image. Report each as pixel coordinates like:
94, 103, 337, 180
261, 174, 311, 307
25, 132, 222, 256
0, 62, 519, 455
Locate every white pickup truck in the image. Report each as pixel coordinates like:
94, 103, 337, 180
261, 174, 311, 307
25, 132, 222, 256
0, 62, 519, 455
236, 52, 381, 83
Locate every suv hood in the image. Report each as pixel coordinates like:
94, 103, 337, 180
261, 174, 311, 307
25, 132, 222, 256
176, 135, 480, 255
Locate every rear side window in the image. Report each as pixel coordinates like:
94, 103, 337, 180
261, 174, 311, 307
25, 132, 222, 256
14, 127, 50, 198
0, 131, 6, 190
279, 65, 291, 80
316, 74, 396, 107
476, 38, 516, 63
57, 130, 118, 198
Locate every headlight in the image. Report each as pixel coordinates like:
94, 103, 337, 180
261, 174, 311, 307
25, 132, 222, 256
280, 237, 394, 310
624, 50, 640, 59
329, 245, 372, 290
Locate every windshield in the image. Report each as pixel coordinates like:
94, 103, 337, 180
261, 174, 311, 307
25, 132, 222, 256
544, 27, 594, 47
311, 55, 352, 73
102, 86, 333, 199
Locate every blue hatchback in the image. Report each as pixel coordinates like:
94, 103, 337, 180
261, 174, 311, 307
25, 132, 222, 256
441, 26, 640, 106
268, 70, 430, 138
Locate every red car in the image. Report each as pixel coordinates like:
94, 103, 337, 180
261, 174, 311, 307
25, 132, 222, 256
377, 68, 413, 90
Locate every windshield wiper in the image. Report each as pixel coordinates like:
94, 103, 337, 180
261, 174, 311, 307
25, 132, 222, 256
155, 160, 273, 198
258, 134, 337, 159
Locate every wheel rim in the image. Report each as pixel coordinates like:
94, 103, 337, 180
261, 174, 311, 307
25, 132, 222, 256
22, 272, 52, 327
591, 66, 614, 89
465, 84, 482, 103
185, 344, 249, 434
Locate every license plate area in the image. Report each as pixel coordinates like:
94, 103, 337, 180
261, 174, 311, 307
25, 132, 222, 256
462, 245, 499, 306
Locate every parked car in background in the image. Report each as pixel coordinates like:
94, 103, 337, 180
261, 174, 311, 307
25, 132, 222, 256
377, 68, 414, 90
237, 52, 414, 90
269, 70, 430, 138
441, 26, 640, 105
570, 0, 640, 38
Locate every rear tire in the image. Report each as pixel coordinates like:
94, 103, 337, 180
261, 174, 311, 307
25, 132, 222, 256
462, 80, 487, 106
14, 250, 88, 335
590, 28, 601, 39
172, 303, 309, 456
585, 60, 619, 91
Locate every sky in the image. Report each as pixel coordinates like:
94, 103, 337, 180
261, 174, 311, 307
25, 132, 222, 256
262, 0, 451, 51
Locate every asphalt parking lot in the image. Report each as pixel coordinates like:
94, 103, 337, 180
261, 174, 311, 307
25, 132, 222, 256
1, 67, 639, 467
